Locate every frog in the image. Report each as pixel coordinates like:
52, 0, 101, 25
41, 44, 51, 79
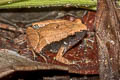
26, 19, 87, 64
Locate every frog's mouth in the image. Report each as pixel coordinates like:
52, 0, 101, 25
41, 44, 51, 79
41, 30, 87, 53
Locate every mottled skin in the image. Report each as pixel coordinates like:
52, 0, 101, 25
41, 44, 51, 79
42, 31, 87, 55
26, 19, 87, 62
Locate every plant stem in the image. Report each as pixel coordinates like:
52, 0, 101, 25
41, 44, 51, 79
0, 0, 23, 5
0, 0, 119, 10
0, 0, 97, 10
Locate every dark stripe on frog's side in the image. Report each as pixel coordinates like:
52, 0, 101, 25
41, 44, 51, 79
41, 30, 87, 53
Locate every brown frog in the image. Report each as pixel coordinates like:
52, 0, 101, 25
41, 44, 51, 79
26, 19, 87, 64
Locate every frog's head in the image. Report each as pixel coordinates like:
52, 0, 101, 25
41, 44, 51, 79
71, 19, 87, 34
74, 19, 82, 24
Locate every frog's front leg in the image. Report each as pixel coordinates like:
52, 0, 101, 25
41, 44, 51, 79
55, 45, 73, 64
62, 31, 87, 56
55, 31, 87, 65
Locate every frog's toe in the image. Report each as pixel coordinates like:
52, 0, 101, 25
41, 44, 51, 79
37, 52, 49, 63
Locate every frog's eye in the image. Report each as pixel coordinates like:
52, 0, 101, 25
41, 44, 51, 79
33, 24, 40, 29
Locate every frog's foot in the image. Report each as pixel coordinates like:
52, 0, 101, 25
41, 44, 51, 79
31, 49, 37, 60
82, 32, 95, 51
37, 52, 48, 63
55, 46, 74, 65
31, 50, 48, 63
